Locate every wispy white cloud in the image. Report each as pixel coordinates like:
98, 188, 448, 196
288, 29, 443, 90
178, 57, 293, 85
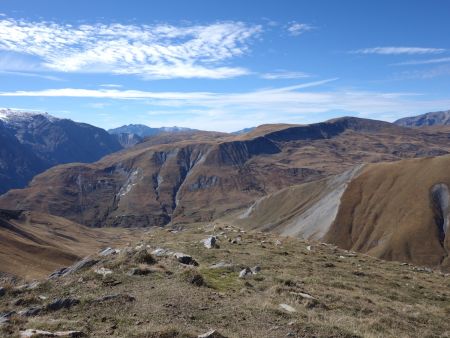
0, 17, 261, 79
393, 57, 450, 66
287, 22, 314, 36
3, 78, 450, 132
0, 70, 62, 81
261, 70, 310, 79
394, 65, 450, 79
100, 84, 123, 88
352, 47, 446, 55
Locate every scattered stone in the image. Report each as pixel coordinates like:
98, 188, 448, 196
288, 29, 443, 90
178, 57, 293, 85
46, 298, 80, 312
99, 247, 119, 256
353, 271, 366, 277
198, 329, 226, 338
413, 267, 433, 273
15, 281, 40, 291
324, 262, 335, 268
94, 267, 113, 276
152, 248, 168, 257
279, 303, 296, 313
20, 329, 84, 337
49, 257, 99, 278
127, 267, 152, 276
231, 236, 242, 244
18, 307, 42, 317
202, 236, 219, 249
306, 245, 312, 251
0, 311, 15, 324
174, 252, 199, 266
251, 266, 261, 274
239, 267, 253, 278
275, 240, 282, 246
291, 292, 315, 300
96, 294, 135, 303
209, 262, 234, 270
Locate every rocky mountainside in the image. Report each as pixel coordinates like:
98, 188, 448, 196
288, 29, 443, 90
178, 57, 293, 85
0, 110, 122, 194
394, 109, 450, 127
2, 116, 449, 230
236, 155, 450, 270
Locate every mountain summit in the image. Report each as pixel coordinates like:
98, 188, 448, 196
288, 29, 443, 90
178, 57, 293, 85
0, 109, 122, 194
394, 110, 450, 127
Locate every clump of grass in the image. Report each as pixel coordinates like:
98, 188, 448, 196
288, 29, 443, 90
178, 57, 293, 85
134, 250, 156, 265
131, 328, 196, 338
199, 268, 240, 292
179, 268, 206, 287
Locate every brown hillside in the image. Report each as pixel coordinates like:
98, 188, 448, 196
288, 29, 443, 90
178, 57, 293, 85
325, 155, 450, 270
0, 209, 139, 279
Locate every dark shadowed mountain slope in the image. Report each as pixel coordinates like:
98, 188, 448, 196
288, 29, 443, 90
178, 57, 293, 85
0, 109, 122, 194
2, 117, 450, 229
395, 110, 450, 127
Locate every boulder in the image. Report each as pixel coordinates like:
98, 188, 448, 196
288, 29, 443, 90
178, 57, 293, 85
209, 262, 234, 270
0, 287, 5, 297
19, 307, 42, 317
202, 236, 218, 249
279, 303, 296, 313
198, 329, 226, 338
251, 266, 261, 274
151, 248, 173, 257
0, 311, 15, 324
46, 298, 80, 312
49, 257, 99, 278
174, 253, 199, 266
94, 267, 113, 276
99, 247, 119, 256
238, 267, 253, 278
95, 293, 135, 303
127, 267, 152, 276
20, 329, 84, 337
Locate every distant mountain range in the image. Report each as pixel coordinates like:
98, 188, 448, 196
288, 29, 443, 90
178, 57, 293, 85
394, 110, 450, 127
2, 109, 450, 272
0, 109, 122, 194
108, 124, 196, 147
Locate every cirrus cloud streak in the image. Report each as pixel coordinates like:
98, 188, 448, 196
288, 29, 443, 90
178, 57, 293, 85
0, 17, 261, 79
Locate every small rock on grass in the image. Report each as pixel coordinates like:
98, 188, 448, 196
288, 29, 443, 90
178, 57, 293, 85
198, 329, 227, 338
45, 298, 80, 312
279, 303, 297, 313
202, 236, 219, 249
239, 267, 253, 278
20, 329, 84, 337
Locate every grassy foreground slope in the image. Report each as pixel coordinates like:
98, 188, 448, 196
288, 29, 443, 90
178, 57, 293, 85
1, 223, 449, 337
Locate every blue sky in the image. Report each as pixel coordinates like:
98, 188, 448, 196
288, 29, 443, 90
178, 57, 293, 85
0, 0, 450, 131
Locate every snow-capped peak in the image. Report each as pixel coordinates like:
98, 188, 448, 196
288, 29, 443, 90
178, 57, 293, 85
0, 109, 59, 123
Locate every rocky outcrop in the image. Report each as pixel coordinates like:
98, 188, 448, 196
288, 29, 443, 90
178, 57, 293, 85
395, 110, 450, 127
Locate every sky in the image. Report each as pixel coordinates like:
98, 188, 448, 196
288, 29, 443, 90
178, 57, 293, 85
0, 0, 450, 132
